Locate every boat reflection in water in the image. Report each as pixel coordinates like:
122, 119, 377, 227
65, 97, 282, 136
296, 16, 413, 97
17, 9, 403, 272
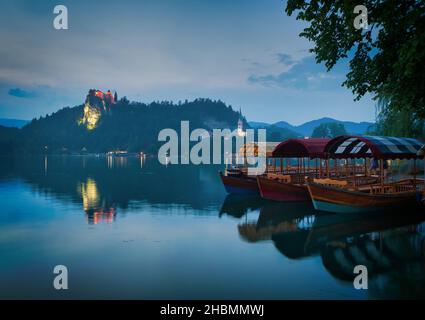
234, 199, 425, 298
219, 194, 265, 219
238, 201, 316, 246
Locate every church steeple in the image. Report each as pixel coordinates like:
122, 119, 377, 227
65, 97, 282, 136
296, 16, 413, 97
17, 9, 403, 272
237, 117, 246, 137
238, 118, 243, 131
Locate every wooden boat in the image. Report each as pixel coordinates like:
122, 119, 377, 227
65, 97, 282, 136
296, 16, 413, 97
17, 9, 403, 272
219, 142, 279, 195
417, 145, 425, 205
219, 169, 258, 195
257, 174, 309, 201
308, 178, 423, 213
256, 138, 330, 202
307, 135, 425, 213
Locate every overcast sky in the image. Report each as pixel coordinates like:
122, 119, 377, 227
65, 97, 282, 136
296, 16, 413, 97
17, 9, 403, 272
0, 0, 376, 124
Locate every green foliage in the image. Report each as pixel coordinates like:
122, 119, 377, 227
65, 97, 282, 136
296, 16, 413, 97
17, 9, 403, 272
312, 122, 347, 138
367, 98, 425, 137
286, 0, 425, 125
0, 126, 20, 155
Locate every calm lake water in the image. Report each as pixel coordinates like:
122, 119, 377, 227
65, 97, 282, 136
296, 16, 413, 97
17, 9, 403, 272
0, 155, 424, 299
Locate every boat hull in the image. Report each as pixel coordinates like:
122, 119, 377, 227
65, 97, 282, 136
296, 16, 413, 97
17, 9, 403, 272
219, 172, 259, 195
307, 182, 419, 213
256, 176, 310, 202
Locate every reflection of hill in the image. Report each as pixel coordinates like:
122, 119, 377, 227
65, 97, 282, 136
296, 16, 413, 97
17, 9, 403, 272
0, 156, 226, 216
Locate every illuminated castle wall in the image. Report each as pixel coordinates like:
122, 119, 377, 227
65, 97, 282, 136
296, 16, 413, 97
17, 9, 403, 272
79, 89, 117, 130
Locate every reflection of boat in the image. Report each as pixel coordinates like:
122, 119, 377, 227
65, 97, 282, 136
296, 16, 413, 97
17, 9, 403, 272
307, 135, 424, 213
238, 201, 316, 243
275, 210, 425, 260
239, 197, 425, 277
219, 194, 264, 218
317, 217, 425, 282
252, 205, 425, 281
306, 210, 425, 251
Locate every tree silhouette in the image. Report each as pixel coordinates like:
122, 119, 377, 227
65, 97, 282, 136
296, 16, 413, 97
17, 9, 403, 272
312, 123, 347, 138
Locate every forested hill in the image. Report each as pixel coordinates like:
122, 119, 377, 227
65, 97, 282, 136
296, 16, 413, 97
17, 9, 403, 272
4, 95, 247, 154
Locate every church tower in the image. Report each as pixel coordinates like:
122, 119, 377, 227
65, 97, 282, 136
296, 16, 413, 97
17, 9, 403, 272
237, 118, 246, 137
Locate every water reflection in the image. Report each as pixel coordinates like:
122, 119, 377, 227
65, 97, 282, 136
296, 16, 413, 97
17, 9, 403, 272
232, 198, 425, 298
107, 155, 128, 169
78, 178, 116, 224
238, 201, 316, 246
0, 155, 226, 224
219, 194, 265, 219
1, 155, 425, 299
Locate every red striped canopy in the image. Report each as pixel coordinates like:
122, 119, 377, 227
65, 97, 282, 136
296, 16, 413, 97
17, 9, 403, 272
272, 138, 330, 159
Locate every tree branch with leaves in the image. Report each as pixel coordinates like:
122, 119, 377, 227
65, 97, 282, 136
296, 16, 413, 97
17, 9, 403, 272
285, 0, 425, 136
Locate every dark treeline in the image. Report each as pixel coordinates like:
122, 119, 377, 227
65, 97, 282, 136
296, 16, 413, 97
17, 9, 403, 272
0, 97, 248, 155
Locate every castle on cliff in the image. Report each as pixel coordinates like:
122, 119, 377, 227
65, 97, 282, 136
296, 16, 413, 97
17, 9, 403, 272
80, 89, 118, 130
87, 89, 117, 110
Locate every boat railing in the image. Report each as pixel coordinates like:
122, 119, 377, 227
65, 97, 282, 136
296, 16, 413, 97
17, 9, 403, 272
366, 179, 425, 194
350, 176, 380, 189
266, 166, 317, 174
267, 173, 292, 183
267, 172, 319, 184
313, 178, 348, 188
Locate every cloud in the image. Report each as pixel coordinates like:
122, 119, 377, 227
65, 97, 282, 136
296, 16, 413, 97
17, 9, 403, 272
248, 56, 346, 90
8, 88, 37, 98
0, 1, 375, 123
277, 53, 295, 65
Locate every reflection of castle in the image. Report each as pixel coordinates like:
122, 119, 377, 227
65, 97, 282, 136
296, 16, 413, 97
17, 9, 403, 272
86, 208, 115, 225
78, 178, 116, 225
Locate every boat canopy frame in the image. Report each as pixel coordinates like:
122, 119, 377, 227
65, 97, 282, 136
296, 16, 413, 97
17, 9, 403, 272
238, 142, 280, 158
